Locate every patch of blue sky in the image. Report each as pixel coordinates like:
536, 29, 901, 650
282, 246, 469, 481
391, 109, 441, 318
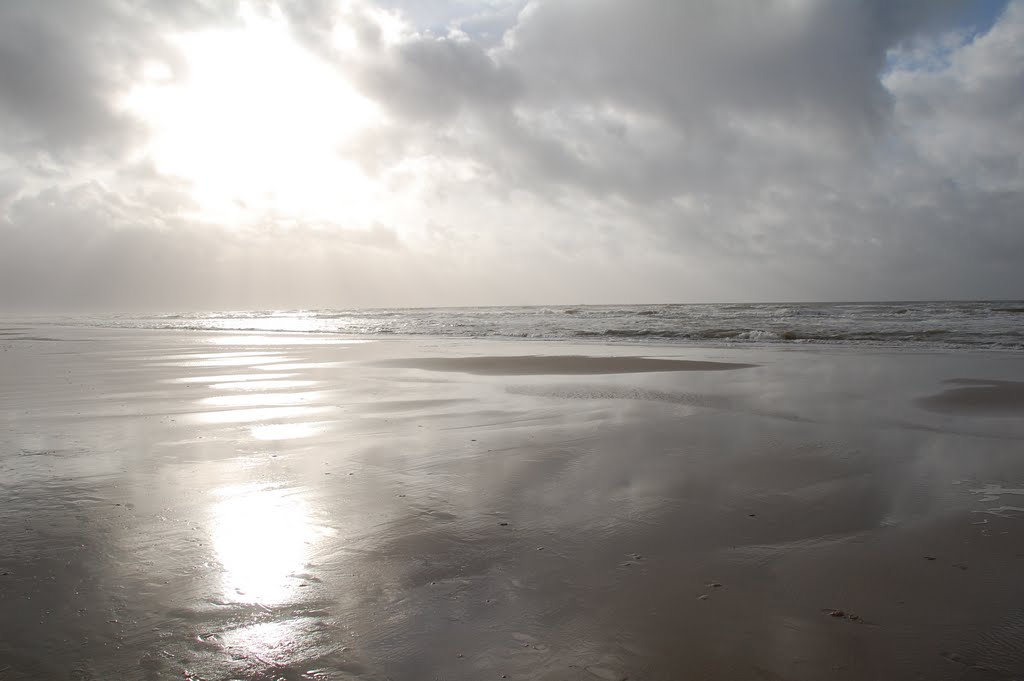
372, 0, 527, 42
883, 0, 1010, 75
954, 0, 1012, 39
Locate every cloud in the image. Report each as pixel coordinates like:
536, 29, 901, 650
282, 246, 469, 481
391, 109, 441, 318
0, 1, 244, 160
0, 0, 1022, 310
886, 1, 1024, 193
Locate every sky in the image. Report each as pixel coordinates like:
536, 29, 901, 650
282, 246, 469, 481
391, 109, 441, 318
0, 0, 1021, 310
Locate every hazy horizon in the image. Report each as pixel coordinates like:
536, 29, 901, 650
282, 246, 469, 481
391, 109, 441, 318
2, 0, 1022, 310
4, 297, 1024, 317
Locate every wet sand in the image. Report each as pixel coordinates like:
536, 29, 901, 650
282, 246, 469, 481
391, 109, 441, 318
1, 326, 1024, 680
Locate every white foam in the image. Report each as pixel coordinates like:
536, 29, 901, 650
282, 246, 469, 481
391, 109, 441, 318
970, 484, 1024, 503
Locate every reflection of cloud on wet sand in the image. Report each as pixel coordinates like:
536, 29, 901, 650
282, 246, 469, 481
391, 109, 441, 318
918, 379, 1024, 416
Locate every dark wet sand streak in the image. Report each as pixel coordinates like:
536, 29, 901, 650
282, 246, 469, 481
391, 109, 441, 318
371, 354, 757, 375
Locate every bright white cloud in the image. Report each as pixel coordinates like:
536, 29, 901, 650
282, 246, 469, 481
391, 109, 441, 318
122, 6, 385, 227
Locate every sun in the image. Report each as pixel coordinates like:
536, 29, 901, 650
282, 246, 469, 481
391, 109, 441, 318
122, 5, 384, 228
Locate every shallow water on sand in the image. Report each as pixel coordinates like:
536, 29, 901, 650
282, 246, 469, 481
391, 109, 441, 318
1, 327, 1023, 680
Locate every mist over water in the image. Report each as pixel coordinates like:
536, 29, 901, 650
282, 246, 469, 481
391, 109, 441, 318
25, 301, 1024, 351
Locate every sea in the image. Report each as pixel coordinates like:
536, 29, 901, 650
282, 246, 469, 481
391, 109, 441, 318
26, 301, 1024, 351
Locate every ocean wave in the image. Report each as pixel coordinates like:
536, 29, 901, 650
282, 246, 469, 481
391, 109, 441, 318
62, 301, 1024, 352
567, 326, 1001, 346
575, 328, 687, 339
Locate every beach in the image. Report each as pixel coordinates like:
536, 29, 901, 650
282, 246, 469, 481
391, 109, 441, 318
1, 325, 1023, 680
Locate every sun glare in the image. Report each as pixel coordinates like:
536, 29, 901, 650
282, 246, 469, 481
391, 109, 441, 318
212, 483, 319, 605
124, 7, 384, 227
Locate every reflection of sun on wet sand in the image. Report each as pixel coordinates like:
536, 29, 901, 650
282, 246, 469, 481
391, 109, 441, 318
212, 482, 318, 606
1, 326, 1024, 680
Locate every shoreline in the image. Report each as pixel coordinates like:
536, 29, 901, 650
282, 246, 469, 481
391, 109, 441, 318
5, 302, 1024, 354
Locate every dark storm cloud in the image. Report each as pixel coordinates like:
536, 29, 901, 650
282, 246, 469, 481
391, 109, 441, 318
490, 0, 984, 194
356, 34, 523, 121
326, 0, 1023, 299
323, 1, 998, 205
